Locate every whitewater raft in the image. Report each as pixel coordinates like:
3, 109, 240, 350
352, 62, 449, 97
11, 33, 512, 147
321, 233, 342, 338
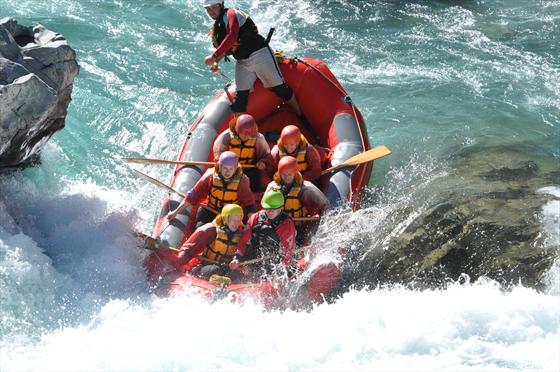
144, 55, 373, 306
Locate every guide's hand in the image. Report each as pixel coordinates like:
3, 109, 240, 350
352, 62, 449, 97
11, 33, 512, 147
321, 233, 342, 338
204, 54, 216, 66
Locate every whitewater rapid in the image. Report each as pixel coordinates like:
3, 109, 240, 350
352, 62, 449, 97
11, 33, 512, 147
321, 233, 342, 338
1, 168, 558, 371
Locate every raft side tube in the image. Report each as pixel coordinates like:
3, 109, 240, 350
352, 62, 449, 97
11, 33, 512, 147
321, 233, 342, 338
158, 97, 232, 248
326, 112, 364, 207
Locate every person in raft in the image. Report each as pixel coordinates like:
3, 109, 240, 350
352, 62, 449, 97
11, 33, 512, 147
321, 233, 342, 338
229, 189, 296, 279
176, 204, 244, 279
266, 156, 330, 245
201, 0, 303, 116
167, 151, 255, 227
213, 113, 274, 192
271, 125, 322, 182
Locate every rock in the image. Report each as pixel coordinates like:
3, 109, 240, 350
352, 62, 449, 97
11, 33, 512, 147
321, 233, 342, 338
480, 160, 539, 181
0, 17, 79, 169
357, 192, 556, 291
355, 151, 559, 292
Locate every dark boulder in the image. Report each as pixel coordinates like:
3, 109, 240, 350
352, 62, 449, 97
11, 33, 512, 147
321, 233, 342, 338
0, 17, 79, 169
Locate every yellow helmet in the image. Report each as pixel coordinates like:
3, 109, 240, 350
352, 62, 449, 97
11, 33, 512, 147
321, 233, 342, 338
221, 204, 243, 224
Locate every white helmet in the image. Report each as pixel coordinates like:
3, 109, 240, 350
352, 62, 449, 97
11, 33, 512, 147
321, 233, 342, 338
202, 0, 223, 7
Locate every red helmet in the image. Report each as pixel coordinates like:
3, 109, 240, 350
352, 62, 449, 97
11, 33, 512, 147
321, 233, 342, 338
280, 125, 301, 145
278, 156, 298, 175
235, 114, 257, 136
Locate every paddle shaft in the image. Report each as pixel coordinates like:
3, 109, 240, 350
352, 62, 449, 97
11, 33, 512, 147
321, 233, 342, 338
124, 157, 256, 168
132, 169, 222, 216
132, 169, 319, 220
235, 244, 311, 266
211, 62, 233, 82
138, 232, 310, 267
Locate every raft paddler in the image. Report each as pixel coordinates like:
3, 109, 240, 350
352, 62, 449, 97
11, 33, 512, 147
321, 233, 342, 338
213, 114, 274, 192
271, 125, 322, 182
266, 156, 330, 245
167, 151, 255, 227
201, 0, 303, 116
229, 189, 296, 279
176, 204, 244, 279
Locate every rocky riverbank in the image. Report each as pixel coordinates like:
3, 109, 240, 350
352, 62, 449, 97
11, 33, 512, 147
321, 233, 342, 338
332, 145, 559, 294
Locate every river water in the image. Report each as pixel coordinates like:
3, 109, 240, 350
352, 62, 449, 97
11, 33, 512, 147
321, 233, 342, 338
0, 1, 558, 370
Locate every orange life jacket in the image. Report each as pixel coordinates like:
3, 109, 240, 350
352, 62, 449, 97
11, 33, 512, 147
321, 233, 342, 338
272, 171, 306, 222
277, 134, 309, 173
201, 215, 242, 264
228, 129, 257, 165
207, 165, 243, 210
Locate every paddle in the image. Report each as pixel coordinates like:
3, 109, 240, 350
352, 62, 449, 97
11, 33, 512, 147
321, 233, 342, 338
293, 216, 320, 222
123, 157, 256, 168
132, 169, 319, 222
320, 145, 391, 175
234, 245, 312, 267
139, 232, 225, 266
133, 168, 186, 198
137, 231, 311, 267
139, 232, 181, 253
132, 169, 220, 214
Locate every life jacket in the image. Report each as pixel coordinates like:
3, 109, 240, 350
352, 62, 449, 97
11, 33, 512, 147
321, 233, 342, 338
228, 124, 257, 165
207, 165, 244, 210
272, 172, 306, 221
211, 8, 267, 60
277, 135, 309, 174
201, 215, 242, 264
245, 211, 289, 266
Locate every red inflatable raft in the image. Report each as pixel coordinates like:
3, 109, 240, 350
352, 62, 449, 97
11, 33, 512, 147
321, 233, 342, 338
142, 54, 378, 307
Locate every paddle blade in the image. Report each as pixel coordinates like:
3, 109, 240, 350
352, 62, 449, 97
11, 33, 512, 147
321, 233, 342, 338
341, 145, 391, 167
136, 231, 181, 253
321, 145, 391, 175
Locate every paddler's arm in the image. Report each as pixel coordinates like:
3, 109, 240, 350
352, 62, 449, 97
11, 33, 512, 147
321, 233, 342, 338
229, 213, 257, 270
167, 169, 212, 220
178, 224, 217, 265
300, 181, 330, 216
268, 145, 281, 178
167, 192, 191, 221
302, 144, 322, 182
277, 218, 296, 268
212, 131, 231, 161
255, 133, 274, 171
238, 175, 256, 218
204, 9, 239, 67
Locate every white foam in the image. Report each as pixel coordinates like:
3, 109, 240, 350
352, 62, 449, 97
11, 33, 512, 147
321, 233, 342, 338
0, 175, 150, 343
537, 186, 560, 295
1, 280, 558, 371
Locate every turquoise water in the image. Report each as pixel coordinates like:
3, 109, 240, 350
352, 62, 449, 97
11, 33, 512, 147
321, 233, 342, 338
1, 1, 559, 371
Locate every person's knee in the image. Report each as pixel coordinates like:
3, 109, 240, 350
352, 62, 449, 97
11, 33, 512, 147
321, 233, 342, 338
230, 90, 250, 113
198, 264, 223, 279
195, 208, 214, 228
271, 83, 293, 101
